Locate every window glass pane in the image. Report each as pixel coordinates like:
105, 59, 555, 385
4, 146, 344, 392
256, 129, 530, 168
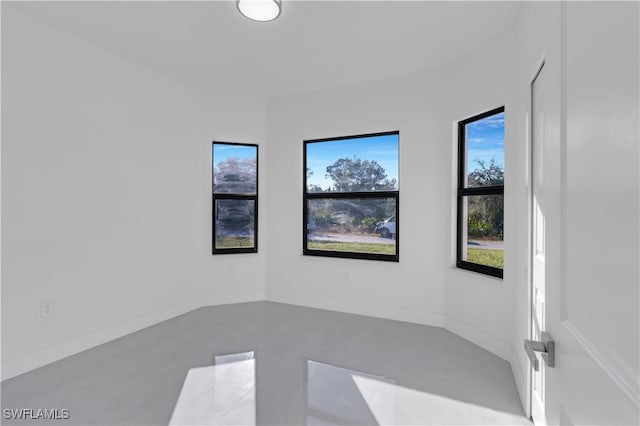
306, 134, 398, 193
461, 195, 504, 269
213, 144, 257, 195
307, 198, 396, 255
465, 111, 504, 188
214, 199, 255, 249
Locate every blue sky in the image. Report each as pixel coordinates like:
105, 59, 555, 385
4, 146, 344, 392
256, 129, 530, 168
213, 144, 256, 167
306, 134, 399, 190
466, 111, 504, 174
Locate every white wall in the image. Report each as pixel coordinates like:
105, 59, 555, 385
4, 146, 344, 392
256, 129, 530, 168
1, 7, 266, 380
444, 30, 517, 362
264, 28, 523, 355
197, 93, 268, 303
265, 69, 451, 327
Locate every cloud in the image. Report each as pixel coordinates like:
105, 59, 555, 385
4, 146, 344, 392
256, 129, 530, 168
468, 108, 504, 138
214, 145, 241, 151
468, 113, 505, 130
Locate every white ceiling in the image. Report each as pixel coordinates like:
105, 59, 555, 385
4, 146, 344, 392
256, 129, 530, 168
11, 1, 521, 99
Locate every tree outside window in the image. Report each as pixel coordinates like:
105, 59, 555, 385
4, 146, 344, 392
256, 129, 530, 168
303, 132, 399, 262
457, 107, 505, 278
212, 142, 258, 254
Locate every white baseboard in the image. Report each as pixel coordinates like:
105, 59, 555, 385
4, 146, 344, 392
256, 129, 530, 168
206, 290, 265, 307
267, 291, 445, 327
443, 315, 511, 361
1, 290, 265, 382
509, 344, 529, 417
2, 289, 518, 387
562, 320, 640, 410
267, 292, 515, 363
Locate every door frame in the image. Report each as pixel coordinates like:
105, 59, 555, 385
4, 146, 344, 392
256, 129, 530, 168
526, 55, 547, 422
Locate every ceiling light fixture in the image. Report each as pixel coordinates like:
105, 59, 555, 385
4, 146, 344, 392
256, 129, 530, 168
237, 0, 281, 22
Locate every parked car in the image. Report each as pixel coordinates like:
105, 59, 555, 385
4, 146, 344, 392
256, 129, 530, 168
374, 215, 396, 238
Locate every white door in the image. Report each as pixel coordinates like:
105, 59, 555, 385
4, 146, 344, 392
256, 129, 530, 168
529, 57, 562, 426
529, 62, 548, 425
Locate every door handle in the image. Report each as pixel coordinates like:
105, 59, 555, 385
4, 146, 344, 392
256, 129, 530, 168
524, 332, 555, 371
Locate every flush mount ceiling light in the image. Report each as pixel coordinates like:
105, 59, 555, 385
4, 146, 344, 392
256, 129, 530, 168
237, 0, 282, 22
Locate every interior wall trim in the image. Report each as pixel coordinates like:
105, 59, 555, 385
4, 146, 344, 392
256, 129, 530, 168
3, 292, 518, 385
509, 344, 529, 416
266, 291, 445, 328
0, 291, 265, 382
443, 314, 511, 361
206, 290, 266, 307
267, 291, 514, 363
562, 320, 640, 409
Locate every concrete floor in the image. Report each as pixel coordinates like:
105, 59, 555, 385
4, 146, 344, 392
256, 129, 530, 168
1, 302, 530, 425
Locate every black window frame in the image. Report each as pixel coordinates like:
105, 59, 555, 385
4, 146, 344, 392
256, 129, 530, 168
212, 141, 259, 255
303, 131, 400, 262
456, 107, 504, 278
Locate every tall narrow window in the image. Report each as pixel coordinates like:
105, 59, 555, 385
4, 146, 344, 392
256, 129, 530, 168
457, 107, 504, 278
303, 132, 399, 262
212, 142, 258, 254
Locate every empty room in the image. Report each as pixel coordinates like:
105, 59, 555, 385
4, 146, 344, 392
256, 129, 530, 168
1, 1, 638, 425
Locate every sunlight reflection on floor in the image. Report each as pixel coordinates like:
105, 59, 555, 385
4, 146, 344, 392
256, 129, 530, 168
169, 352, 255, 426
170, 354, 528, 426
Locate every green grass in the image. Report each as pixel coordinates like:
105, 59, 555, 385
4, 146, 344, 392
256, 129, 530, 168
216, 236, 254, 249
308, 241, 395, 255
467, 248, 504, 268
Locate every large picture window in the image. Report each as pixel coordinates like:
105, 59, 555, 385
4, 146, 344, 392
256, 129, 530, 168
303, 132, 399, 261
457, 107, 504, 278
212, 142, 258, 254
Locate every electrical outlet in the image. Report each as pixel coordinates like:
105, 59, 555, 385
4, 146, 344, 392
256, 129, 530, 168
40, 302, 52, 318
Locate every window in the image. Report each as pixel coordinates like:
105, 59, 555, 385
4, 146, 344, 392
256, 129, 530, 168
457, 107, 504, 278
212, 142, 258, 254
303, 132, 399, 261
